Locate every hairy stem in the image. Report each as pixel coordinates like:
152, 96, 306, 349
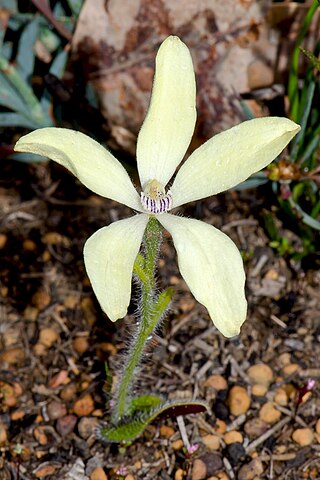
113, 217, 164, 423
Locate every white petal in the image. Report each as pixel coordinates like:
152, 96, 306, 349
83, 214, 149, 321
157, 214, 247, 337
137, 36, 196, 188
171, 117, 300, 208
15, 128, 142, 211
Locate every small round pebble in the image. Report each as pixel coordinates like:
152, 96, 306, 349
56, 415, 77, 436
171, 439, 184, 451
47, 400, 67, 420
175, 469, 184, 480
160, 425, 175, 438
274, 388, 288, 406
90, 467, 108, 480
247, 364, 273, 387
205, 375, 228, 391
225, 442, 246, 466
227, 386, 250, 416
259, 402, 281, 424
73, 394, 95, 416
282, 363, 300, 377
238, 458, 264, 480
316, 419, 320, 435
78, 416, 99, 439
292, 428, 314, 446
224, 430, 243, 444
251, 384, 267, 397
244, 418, 268, 438
202, 434, 220, 450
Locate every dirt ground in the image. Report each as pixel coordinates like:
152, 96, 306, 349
0, 156, 320, 480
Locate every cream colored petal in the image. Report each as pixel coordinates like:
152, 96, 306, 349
83, 214, 149, 321
171, 117, 300, 208
14, 128, 142, 211
157, 214, 247, 337
137, 36, 196, 188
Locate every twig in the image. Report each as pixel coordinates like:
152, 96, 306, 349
246, 416, 292, 454
31, 0, 72, 41
177, 415, 190, 450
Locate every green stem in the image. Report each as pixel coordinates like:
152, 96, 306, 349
112, 217, 164, 423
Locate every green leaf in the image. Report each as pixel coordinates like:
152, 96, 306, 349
233, 173, 268, 190
290, 81, 315, 162
127, 395, 163, 415
16, 16, 39, 81
288, 197, 320, 231
0, 112, 38, 128
100, 399, 208, 442
0, 72, 30, 115
66, 0, 83, 17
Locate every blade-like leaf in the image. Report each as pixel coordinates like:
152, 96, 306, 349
16, 16, 39, 81
100, 399, 208, 442
0, 112, 38, 128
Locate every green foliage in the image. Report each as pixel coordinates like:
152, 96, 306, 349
100, 399, 208, 442
0, 0, 83, 161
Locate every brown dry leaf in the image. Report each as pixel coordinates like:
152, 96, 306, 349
48, 370, 69, 389
71, 0, 275, 151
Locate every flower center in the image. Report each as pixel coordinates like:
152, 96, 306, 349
140, 179, 172, 214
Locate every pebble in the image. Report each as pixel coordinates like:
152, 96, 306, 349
0, 381, 17, 407
0, 421, 8, 444
259, 402, 281, 424
47, 400, 67, 420
205, 375, 228, 391
0, 233, 7, 249
33, 426, 48, 446
171, 439, 184, 450
214, 420, 227, 434
32, 290, 51, 310
277, 352, 291, 368
274, 388, 288, 406
78, 416, 99, 439
292, 428, 314, 446
73, 336, 89, 354
0, 347, 25, 366
251, 384, 267, 397
60, 383, 77, 401
238, 458, 264, 480
192, 454, 223, 480
244, 418, 268, 438
202, 434, 220, 450
247, 364, 273, 387
39, 328, 59, 348
175, 469, 184, 480
227, 386, 250, 416
315, 419, 320, 435
282, 363, 300, 377
224, 431, 243, 444
34, 464, 57, 478
73, 393, 95, 416
225, 442, 246, 466
160, 425, 175, 438
90, 467, 108, 480
56, 415, 77, 436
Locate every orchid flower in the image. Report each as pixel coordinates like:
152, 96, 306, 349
14, 36, 300, 338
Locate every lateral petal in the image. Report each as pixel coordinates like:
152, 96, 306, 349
171, 117, 300, 208
157, 214, 247, 337
137, 36, 196, 189
83, 214, 149, 321
15, 128, 142, 211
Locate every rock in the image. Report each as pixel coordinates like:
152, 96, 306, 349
225, 442, 246, 466
171, 439, 184, 450
205, 375, 228, 391
277, 353, 291, 368
247, 60, 274, 89
192, 454, 223, 480
251, 384, 267, 397
56, 415, 77, 436
39, 328, 59, 348
47, 400, 67, 420
238, 458, 264, 480
202, 434, 220, 450
244, 418, 268, 438
32, 290, 51, 310
90, 467, 108, 480
292, 428, 314, 446
0, 347, 25, 366
33, 426, 48, 446
60, 383, 77, 401
259, 402, 281, 424
282, 363, 300, 377
175, 469, 184, 480
73, 336, 90, 354
0, 381, 17, 407
247, 364, 273, 387
78, 416, 99, 439
224, 431, 243, 444
0, 421, 8, 444
274, 388, 288, 406
316, 419, 320, 435
214, 400, 229, 420
73, 394, 95, 416
214, 420, 227, 434
0, 233, 7, 249
160, 425, 175, 438
34, 463, 57, 478
227, 386, 250, 416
